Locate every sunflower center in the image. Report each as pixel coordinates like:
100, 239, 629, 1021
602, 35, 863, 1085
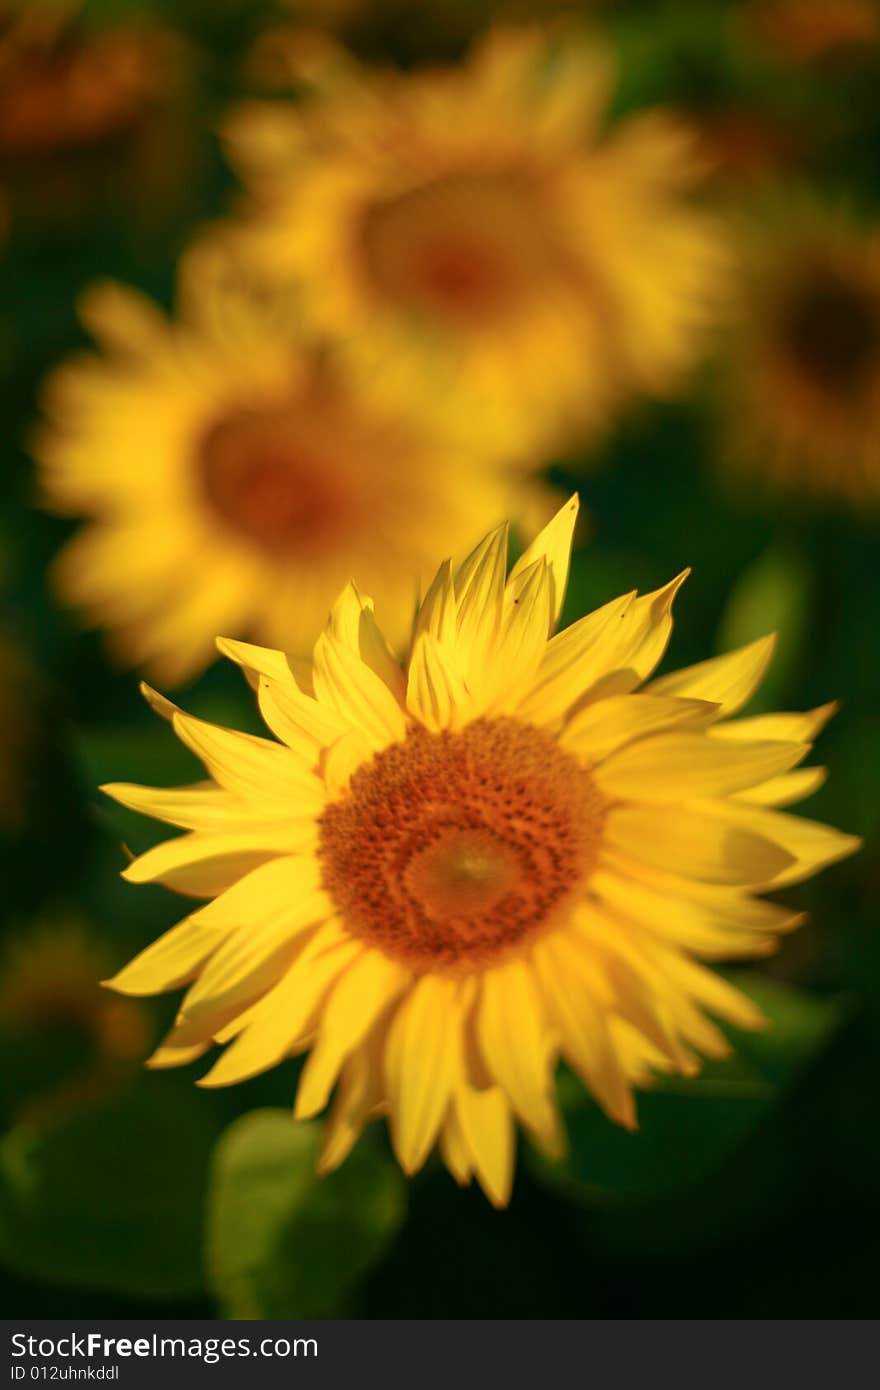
359, 172, 559, 328
197, 404, 356, 556
781, 268, 880, 395
318, 718, 605, 970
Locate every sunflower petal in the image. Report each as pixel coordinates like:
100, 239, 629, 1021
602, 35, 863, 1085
595, 732, 807, 800
606, 804, 795, 885
507, 493, 578, 627
477, 960, 559, 1145
295, 950, 409, 1119
561, 693, 718, 762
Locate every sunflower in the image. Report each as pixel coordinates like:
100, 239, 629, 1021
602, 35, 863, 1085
722, 206, 880, 502
35, 258, 520, 686
101, 497, 858, 1206
223, 25, 726, 451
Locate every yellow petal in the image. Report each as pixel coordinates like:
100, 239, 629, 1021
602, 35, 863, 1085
197, 925, 361, 1088
710, 702, 838, 744
100, 780, 246, 832
172, 711, 324, 809
413, 558, 457, 647
514, 572, 686, 722
78, 280, 169, 357
453, 1084, 515, 1208
384, 974, 461, 1175
571, 907, 694, 1070
489, 558, 553, 711
256, 673, 348, 754
590, 865, 800, 958
737, 766, 827, 807
294, 950, 409, 1119
595, 732, 807, 800
533, 932, 636, 1128
477, 960, 559, 1146
439, 1107, 473, 1187
321, 729, 374, 796
104, 917, 230, 996
145, 1039, 211, 1070
507, 493, 578, 627
329, 582, 406, 703
140, 681, 181, 722
122, 830, 303, 896
123, 828, 308, 890
646, 635, 777, 718
181, 884, 334, 1026
318, 1044, 385, 1175
216, 636, 295, 688
606, 804, 795, 885
691, 800, 861, 888
637, 937, 768, 1031
561, 693, 718, 763
453, 522, 508, 684
516, 590, 636, 727
190, 854, 322, 926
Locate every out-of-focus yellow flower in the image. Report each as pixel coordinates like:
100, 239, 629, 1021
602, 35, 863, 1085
721, 206, 880, 502
0, 0, 194, 229
35, 255, 526, 686
102, 498, 858, 1206
224, 26, 727, 452
741, 0, 880, 65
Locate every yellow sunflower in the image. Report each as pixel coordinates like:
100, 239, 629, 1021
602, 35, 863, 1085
223, 25, 727, 451
722, 206, 880, 502
101, 497, 858, 1206
35, 260, 520, 686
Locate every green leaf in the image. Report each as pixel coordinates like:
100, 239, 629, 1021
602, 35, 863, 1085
530, 973, 841, 1202
715, 545, 812, 713
206, 1110, 406, 1318
0, 1077, 221, 1299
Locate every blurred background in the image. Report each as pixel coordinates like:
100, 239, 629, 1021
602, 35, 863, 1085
1, 0, 878, 1319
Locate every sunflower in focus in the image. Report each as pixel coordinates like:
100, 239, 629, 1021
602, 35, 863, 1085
35, 256, 521, 685
722, 206, 880, 502
224, 25, 726, 451
101, 498, 858, 1206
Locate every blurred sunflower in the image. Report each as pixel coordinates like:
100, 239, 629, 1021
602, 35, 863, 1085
722, 207, 880, 502
102, 498, 858, 1206
35, 259, 523, 686
0, 922, 149, 1106
224, 25, 726, 451
0, 0, 192, 227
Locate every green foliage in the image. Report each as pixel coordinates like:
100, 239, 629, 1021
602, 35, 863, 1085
206, 1111, 406, 1318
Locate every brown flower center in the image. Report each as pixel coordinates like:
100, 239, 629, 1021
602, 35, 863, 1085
319, 718, 605, 971
196, 403, 357, 557
781, 267, 880, 396
359, 171, 562, 329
